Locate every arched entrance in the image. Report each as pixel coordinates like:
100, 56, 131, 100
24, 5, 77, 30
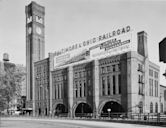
100, 101, 124, 117
75, 103, 93, 117
54, 104, 68, 116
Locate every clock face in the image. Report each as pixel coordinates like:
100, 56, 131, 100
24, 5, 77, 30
36, 27, 42, 35
28, 27, 32, 34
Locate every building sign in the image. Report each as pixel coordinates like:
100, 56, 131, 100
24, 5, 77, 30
54, 26, 132, 68
54, 49, 88, 67
89, 31, 132, 59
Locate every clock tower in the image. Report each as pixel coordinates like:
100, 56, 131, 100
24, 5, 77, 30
25, 1, 45, 110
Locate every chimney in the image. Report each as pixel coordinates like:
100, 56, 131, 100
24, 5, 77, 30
137, 31, 148, 57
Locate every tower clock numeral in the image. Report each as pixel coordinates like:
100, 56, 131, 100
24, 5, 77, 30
36, 16, 43, 24
27, 16, 32, 23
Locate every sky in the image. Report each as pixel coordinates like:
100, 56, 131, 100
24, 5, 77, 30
0, 0, 166, 85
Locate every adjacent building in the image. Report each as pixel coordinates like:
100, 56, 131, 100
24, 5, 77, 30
34, 58, 50, 115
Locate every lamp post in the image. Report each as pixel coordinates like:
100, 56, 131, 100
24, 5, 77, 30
107, 108, 111, 118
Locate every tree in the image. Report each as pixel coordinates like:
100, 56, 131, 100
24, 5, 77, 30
0, 62, 26, 112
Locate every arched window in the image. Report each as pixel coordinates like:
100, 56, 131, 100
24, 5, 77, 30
155, 102, 158, 113
150, 102, 153, 113
161, 103, 163, 113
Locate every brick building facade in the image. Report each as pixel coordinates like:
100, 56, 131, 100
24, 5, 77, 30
32, 30, 161, 117
25, 1, 165, 117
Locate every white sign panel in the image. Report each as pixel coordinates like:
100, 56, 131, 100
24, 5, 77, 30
90, 32, 132, 59
54, 26, 132, 68
54, 49, 88, 67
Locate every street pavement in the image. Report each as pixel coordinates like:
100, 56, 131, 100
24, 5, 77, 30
0, 117, 163, 128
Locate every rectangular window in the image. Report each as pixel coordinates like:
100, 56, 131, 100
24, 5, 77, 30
54, 85, 56, 99
40, 86, 42, 100
57, 84, 59, 99
102, 77, 105, 96
84, 81, 86, 97
154, 81, 156, 97
139, 84, 141, 95
149, 69, 153, 77
118, 64, 121, 71
83, 71, 86, 77
139, 83, 144, 95
154, 71, 158, 79
107, 66, 111, 72
118, 74, 121, 94
138, 75, 141, 83
149, 79, 151, 96
107, 76, 110, 95
79, 72, 82, 78
38, 86, 40, 100
82, 71, 85, 77
80, 81, 82, 97
138, 64, 140, 71
75, 82, 78, 98
82, 71, 84, 77
155, 80, 158, 97
141, 75, 143, 83
156, 81, 158, 97
101, 67, 105, 74
74, 72, 77, 78
61, 83, 63, 99
113, 75, 116, 94
112, 65, 115, 72
152, 79, 153, 96
88, 79, 91, 86
88, 70, 91, 76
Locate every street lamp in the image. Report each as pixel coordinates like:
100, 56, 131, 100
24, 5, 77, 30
107, 108, 111, 118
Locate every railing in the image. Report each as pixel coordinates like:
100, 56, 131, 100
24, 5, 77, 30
75, 113, 93, 118
1, 112, 166, 123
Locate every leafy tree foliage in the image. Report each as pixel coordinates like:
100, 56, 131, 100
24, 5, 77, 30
0, 62, 26, 111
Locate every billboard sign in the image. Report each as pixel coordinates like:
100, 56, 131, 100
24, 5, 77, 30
54, 26, 132, 68
89, 31, 132, 59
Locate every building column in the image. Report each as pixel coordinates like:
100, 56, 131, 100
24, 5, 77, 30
82, 81, 84, 97
49, 53, 54, 116
32, 66, 36, 116
68, 66, 74, 117
93, 60, 100, 118
56, 85, 58, 99
78, 81, 80, 98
